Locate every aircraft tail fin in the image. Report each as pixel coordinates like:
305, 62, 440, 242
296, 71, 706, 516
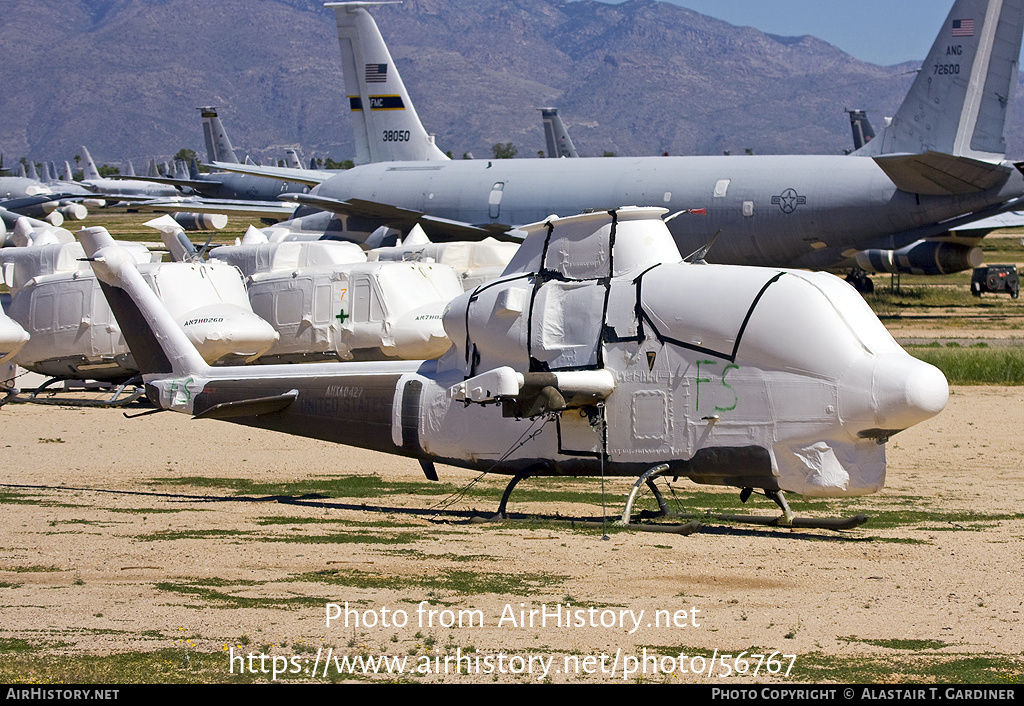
79, 146, 102, 181
539, 107, 580, 158
77, 226, 210, 378
856, 0, 1024, 160
199, 106, 240, 164
326, 2, 449, 163
847, 109, 876, 151
284, 148, 303, 169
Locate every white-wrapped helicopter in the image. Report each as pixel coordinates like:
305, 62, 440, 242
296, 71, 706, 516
0, 221, 280, 388
207, 232, 461, 363
150, 216, 503, 364
79, 207, 948, 528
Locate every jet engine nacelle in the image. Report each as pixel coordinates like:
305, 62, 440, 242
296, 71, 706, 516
170, 212, 228, 231
57, 203, 89, 221
855, 239, 983, 276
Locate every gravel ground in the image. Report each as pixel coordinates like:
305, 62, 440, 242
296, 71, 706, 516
0, 383, 1021, 684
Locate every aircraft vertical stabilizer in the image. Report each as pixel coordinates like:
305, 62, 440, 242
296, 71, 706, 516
79, 146, 102, 181
327, 2, 449, 164
856, 0, 1023, 160
847, 110, 876, 151
199, 106, 240, 164
539, 107, 580, 158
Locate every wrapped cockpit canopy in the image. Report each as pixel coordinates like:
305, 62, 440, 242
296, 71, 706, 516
210, 240, 366, 278
501, 207, 681, 279
1, 240, 153, 294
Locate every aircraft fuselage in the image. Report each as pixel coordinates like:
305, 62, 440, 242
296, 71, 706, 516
192, 172, 308, 201
313, 155, 1024, 268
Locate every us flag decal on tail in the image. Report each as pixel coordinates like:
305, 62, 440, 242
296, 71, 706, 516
952, 19, 975, 36
365, 63, 388, 82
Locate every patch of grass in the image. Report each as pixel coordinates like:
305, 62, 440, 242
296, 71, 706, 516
154, 580, 322, 609
794, 652, 1023, 683
841, 637, 949, 651
264, 531, 419, 545
980, 234, 1024, 258
5, 565, 62, 573
136, 529, 258, 542
149, 474, 466, 499
905, 344, 1024, 385
255, 516, 421, 528
865, 286, 1004, 311
0, 491, 46, 506
147, 474, 616, 506
0, 639, 42, 654
0, 648, 249, 684
298, 567, 565, 595
832, 505, 1021, 531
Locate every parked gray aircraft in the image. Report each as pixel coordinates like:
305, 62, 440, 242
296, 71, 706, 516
200, 106, 240, 164
137, 108, 309, 222
0, 174, 91, 226
78, 146, 179, 200
216, 0, 1024, 286
539, 107, 579, 158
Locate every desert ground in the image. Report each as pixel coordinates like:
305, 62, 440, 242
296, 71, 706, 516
0, 220, 1021, 683
0, 382, 1021, 684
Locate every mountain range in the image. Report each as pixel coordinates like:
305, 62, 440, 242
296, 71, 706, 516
2, 0, 1022, 168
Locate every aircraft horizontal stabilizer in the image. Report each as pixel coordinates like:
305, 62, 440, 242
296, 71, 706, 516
138, 198, 298, 221
193, 390, 299, 420
873, 151, 1012, 195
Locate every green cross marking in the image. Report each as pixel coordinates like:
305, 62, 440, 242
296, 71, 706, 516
336, 309, 349, 323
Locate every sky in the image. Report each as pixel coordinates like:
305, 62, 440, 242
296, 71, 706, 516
598, 1, 958, 66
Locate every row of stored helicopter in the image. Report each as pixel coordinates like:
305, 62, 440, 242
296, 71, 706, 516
0, 0, 1016, 524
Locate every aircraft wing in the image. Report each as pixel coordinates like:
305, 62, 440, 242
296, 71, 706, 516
135, 197, 298, 221
117, 175, 222, 190
279, 193, 518, 242
873, 151, 1012, 196
75, 191, 177, 204
949, 210, 1024, 233
207, 161, 332, 187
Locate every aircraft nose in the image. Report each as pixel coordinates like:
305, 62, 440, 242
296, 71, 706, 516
872, 354, 949, 430
842, 353, 948, 436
